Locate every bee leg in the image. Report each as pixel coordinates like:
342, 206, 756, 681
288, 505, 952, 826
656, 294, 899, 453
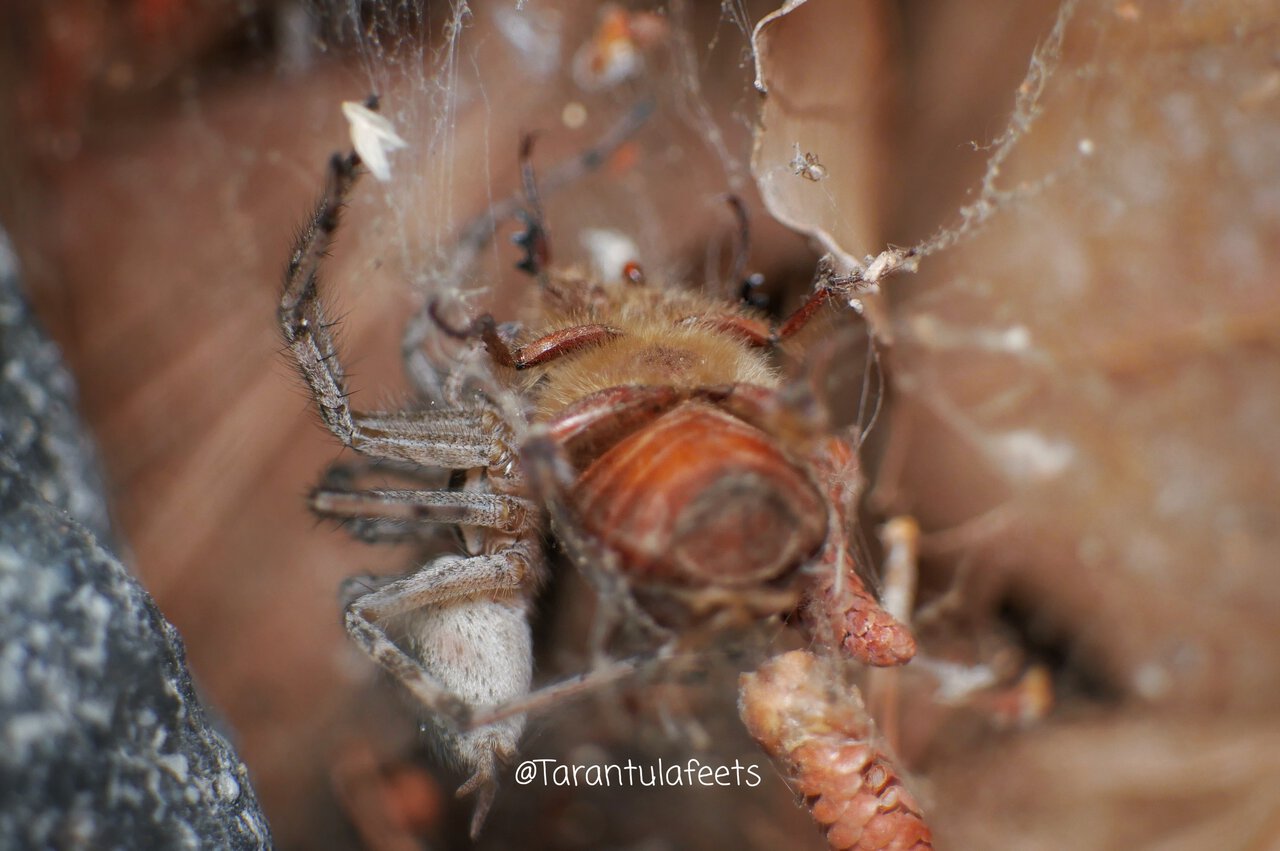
679, 276, 866, 349
430, 300, 621, 371
722, 193, 753, 299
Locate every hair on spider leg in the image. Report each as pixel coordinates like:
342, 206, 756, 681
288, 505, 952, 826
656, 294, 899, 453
338, 574, 401, 609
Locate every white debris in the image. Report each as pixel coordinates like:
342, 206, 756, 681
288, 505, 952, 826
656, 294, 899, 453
494, 5, 562, 78
561, 101, 588, 129
1134, 662, 1173, 700
916, 658, 999, 704
989, 430, 1075, 482
580, 229, 641, 282
341, 101, 408, 182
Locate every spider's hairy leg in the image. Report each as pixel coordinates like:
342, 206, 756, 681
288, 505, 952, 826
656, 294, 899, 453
344, 545, 539, 709
311, 486, 534, 535
321, 456, 446, 489
345, 410, 502, 468
280, 153, 501, 468
465, 647, 667, 731
280, 151, 361, 437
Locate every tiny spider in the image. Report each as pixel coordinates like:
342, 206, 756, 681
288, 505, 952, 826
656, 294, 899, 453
281, 107, 930, 847
790, 144, 829, 182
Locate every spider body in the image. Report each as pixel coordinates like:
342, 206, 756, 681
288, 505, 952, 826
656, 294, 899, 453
284, 141, 926, 845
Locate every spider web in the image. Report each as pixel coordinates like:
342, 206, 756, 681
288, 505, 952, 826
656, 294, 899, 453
319, 1, 765, 315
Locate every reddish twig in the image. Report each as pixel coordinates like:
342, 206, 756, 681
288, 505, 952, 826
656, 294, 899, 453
739, 651, 933, 851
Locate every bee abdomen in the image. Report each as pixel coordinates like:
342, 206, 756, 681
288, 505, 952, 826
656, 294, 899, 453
574, 402, 826, 585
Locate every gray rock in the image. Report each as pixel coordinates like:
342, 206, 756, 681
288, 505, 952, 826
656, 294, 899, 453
0, 229, 112, 544
0, 229, 272, 849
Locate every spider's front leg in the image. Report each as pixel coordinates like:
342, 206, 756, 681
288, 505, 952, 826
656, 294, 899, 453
281, 153, 502, 469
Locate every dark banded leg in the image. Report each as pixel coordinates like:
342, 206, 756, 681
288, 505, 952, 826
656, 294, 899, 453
311, 487, 534, 535
281, 153, 498, 469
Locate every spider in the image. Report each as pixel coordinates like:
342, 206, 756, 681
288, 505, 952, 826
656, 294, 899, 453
281, 106, 930, 847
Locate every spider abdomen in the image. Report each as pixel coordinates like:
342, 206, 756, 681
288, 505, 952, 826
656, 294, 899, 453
574, 402, 827, 586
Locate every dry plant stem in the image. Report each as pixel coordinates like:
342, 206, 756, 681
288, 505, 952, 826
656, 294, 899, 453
866, 517, 922, 752
740, 651, 933, 851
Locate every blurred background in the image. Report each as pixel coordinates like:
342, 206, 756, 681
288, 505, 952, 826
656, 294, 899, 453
1, 0, 1278, 848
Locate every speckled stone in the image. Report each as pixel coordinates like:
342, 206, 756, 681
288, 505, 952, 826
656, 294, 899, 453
0, 229, 272, 849
0, 229, 112, 544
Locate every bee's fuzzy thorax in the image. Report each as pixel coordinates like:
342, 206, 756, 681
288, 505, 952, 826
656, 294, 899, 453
521, 273, 778, 420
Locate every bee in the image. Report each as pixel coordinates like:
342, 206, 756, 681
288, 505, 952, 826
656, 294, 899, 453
281, 109, 928, 846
